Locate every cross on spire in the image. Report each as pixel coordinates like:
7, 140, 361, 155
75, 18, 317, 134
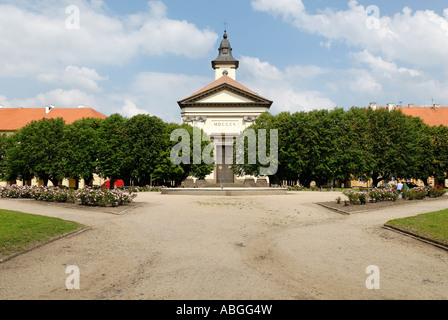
223, 20, 228, 32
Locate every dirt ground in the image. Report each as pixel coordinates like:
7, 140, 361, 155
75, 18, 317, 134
0, 191, 447, 300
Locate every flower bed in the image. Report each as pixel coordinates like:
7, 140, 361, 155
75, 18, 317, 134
0, 185, 136, 207
342, 185, 446, 205
368, 187, 399, 202
77, 187, 135, 207
343, 187, 398, 205
404, 185, 446, 200
426, 185, 446, 198
403, 187, 427, 200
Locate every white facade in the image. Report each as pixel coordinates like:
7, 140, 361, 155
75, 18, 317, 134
214, 65, 237, 81
178, 32, 273, 186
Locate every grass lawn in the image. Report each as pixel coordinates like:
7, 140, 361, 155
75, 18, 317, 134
0, 209, 83, 259
386, 209, 448, 246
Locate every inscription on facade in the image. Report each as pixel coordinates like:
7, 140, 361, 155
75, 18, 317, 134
212, 121, 239, 127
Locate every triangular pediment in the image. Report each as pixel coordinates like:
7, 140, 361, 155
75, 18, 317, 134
195, 88, 258, 104
178, 75, 272, 107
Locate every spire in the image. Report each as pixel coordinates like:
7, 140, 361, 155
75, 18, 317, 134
212, 31, 239, 80
212, 31, 239, 68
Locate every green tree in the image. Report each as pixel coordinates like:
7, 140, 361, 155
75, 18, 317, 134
96, 113, 131, 184
154, 123, 214, 186
2, 133, 32, 184
6, 118, 66, 186
334, 107, 374, 185
0, 133, 13, 182
367, 108, 425, 187
63, 117, 103, 188
125, 114, 168, 186
431, 125, 448, 186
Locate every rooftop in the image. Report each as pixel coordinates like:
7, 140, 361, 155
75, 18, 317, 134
0, 107, 107, 132
211, 31, 239, 69
369, 103, 448, 127
178, 75, 272, 106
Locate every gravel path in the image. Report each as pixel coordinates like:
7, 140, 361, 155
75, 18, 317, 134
0, 191, 447, 300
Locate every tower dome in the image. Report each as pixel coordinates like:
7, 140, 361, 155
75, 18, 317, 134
211, 31, 239, 80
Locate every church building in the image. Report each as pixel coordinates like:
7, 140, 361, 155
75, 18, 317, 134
178, 31, 273, 186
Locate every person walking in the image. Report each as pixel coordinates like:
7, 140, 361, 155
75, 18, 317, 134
397, 181, 404, 194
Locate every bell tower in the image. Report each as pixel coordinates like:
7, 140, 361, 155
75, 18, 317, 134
211, 31, 239, 80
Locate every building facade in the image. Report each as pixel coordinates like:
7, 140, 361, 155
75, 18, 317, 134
178, 32, 273, 186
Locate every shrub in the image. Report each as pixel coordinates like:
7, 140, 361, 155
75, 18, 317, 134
0, 185, 136, 207
343, 189, 367, 205
427, 185, 446, 198
76, 187, 136, 207
404, 187, 427, 200
368, 187, 398, 202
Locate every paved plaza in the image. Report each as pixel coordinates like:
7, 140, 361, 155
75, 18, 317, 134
0, 191, 447, 300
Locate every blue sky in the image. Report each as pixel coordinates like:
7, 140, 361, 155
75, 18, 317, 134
1, 0, 448, 122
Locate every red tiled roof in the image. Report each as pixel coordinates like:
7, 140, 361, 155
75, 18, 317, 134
396, 107, 448, 127
0, 107, 107, 132
371, 106, 448, 127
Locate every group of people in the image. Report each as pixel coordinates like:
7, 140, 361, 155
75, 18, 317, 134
396, 181, 408, 194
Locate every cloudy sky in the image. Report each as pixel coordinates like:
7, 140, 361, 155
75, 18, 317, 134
1, 0, 448, 122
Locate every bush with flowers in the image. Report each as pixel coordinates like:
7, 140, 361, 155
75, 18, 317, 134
426, 185, 446, 198
368, 187, 398, 202
33, 187, 77, 203
403, 187, 427, 200
77, 187, 136, 207
343, 187, 398, 205
0, 185, 136, 207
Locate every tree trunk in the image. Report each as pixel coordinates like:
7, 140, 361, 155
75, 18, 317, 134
50, 178, 59, 187
83, 175, 93, 187
371, 175, 381, 188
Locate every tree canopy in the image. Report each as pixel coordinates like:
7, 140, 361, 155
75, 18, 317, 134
1, 108, 447, 188
235, 107, 445, 187
1, 114, 213, 187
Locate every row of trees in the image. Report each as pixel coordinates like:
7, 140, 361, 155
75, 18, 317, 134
0, 114, 214, 187
2, 107, 447, 189
236, 107, 448, 187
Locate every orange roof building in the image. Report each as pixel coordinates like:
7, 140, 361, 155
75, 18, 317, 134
0, 106, 107, 133
368, 102, 448, 127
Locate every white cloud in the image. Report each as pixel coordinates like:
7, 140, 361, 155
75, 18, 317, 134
239, 56, 336, 112
37, 66, 109, 92
105, 72, 211, 122
250, 0, 448, 107
346, 69, 383, 95
0, 0, 218, 78
351, 50, 421, 78
0, 89, 98, 109
148, 0, 168, 19
268, 88, 336, 113
251, 0, 448, 71
119, 100, 150, 118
